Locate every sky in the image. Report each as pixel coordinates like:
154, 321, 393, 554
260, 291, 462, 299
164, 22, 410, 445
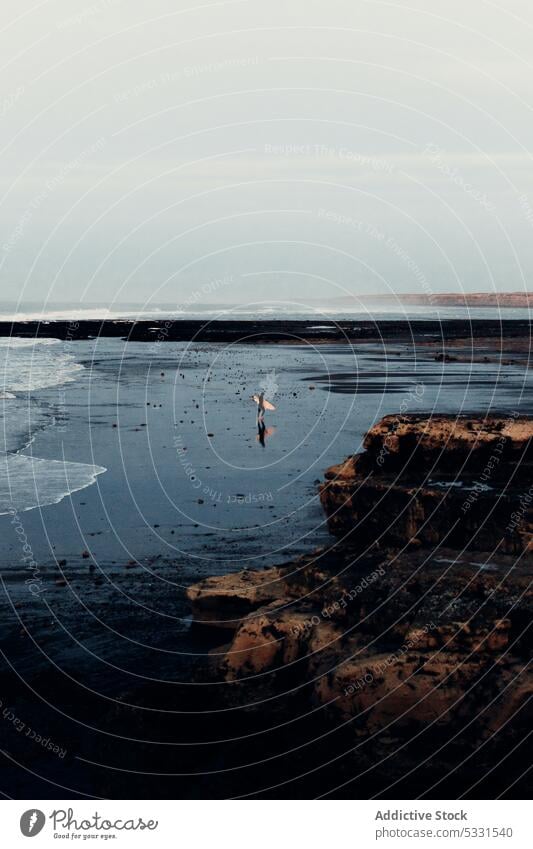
1, 0, 533, 309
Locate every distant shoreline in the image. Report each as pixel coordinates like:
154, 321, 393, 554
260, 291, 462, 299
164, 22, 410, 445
0, 317, 531, 343
331, 292, 533, 308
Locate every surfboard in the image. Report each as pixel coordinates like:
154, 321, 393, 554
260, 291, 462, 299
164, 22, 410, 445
252, 395, 276, 411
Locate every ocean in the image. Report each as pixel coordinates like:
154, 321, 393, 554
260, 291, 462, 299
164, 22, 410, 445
0, 338, 105, 516
0, 301, 531, 323
0, 331, 531, 560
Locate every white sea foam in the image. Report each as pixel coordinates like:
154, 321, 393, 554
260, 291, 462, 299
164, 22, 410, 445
0, 303, 531, 321
0, 452, 107, 515
0, 337, 105, 514
0, 396, 49, 454
0, 307, 187, 322
0, 337, 84, 394
0, 338, 61, 347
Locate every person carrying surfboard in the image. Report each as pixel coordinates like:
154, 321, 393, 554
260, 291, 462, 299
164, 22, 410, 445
251, 391, 276, 420
251, 369, 278, 420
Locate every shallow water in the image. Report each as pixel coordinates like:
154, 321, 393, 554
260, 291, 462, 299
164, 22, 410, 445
0, 338, 105, 515
0, 337, 531, 572
0, 336, 531, 794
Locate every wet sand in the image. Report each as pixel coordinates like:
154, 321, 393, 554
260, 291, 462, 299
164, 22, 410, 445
0, 329, 532, 798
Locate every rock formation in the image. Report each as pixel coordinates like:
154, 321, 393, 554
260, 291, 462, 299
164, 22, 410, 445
186, 414, 533, 794
320, 414, 533, 554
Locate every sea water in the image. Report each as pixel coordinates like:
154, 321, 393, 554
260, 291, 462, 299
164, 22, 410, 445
0, 301, 531, 322
0, 338, 106, 515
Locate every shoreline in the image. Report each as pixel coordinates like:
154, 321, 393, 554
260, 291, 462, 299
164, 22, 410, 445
184, 413, 533, 798
0, 317, 531, 343
1, 336, 532, 798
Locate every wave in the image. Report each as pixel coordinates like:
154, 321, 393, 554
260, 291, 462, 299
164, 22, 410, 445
1, 303, 531, 322
0, 307, 188, 322
0, 452, 107, 516
0, 337, 84, 394
0, 337, 106, 515
0, 337, 61, 347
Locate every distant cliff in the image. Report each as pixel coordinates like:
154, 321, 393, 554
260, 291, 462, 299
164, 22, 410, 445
338, 292, 533, 308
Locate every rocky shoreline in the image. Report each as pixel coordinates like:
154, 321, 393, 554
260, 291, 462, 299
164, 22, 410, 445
1, 318, 531, 344
187, 414, 533, 796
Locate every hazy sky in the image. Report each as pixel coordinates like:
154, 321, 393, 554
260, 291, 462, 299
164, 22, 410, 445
2, 0, 533, 308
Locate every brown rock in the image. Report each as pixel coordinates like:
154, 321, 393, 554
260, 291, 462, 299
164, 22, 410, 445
186, 566, 284, 630
320, 414, 533, 554
185, 414, 533, 777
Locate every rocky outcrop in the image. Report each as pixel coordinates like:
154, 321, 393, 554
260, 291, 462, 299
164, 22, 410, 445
186, 566, 284, 629
320, 414, 533, 553
186, 415, 533, 788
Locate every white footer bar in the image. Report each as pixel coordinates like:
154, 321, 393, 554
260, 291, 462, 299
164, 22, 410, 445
1, 799, 530, 847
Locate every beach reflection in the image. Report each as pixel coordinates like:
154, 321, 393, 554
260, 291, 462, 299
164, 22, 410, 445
257, 421, 277, 447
